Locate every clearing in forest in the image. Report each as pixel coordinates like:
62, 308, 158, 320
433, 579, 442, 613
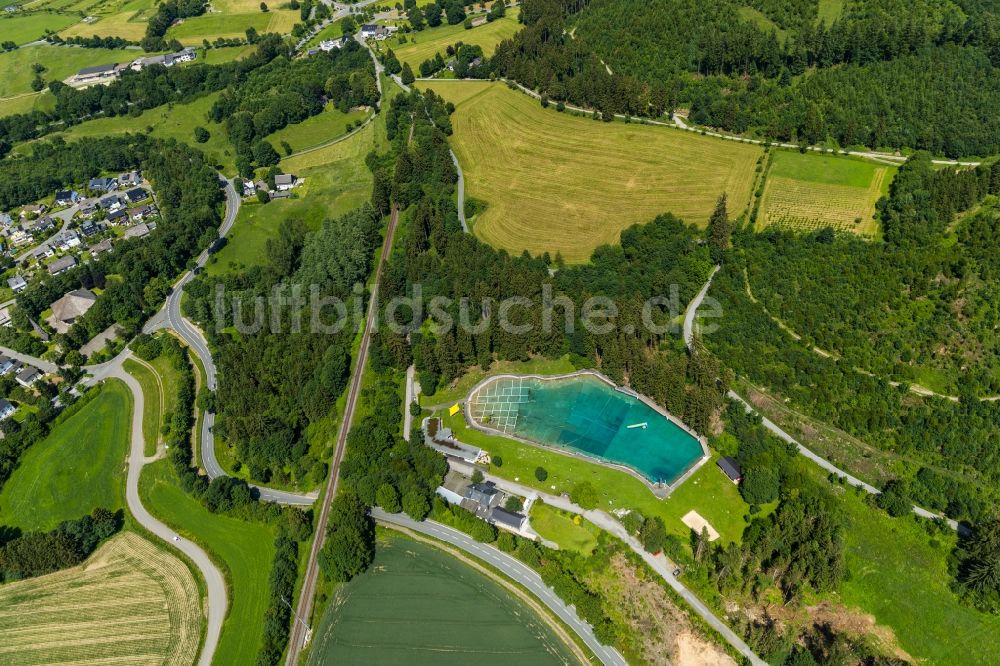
757, 151, 894, 237
0, 531, 202, 666
420, 81, 762, 262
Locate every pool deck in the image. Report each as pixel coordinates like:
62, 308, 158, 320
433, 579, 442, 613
462, 369, 711, 498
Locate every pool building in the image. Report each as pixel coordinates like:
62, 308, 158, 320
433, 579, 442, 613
465, 371, 709, 496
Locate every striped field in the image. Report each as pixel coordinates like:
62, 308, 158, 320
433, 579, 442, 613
421, 81, 762, 262
0, 532, 202, 665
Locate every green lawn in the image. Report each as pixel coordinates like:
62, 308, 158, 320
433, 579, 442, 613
206, 117, 376, 276
166, 9, 298, 45
0, 45, 138, 99
418, 355, 578, 407
57, 0, 158, 41
440, 408, 750, 545
16, 92, 235, 172
139, 458, 276, 666
265, 105, 370, 155
833, 482, 1000, 664
530, 501, 600, 556
379, 9, 521, 70
0, 12, 79, 45
301, 16, 346, 50
0, 91, 50, 118
0, 380, 130, 532
200, 44, 255, 64
125, 355, 181, 457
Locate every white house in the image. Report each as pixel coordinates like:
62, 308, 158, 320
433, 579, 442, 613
0, 399, 15, 421
52, 231, 81, 251
7, 275, 26, 292
274, 174, 298, 191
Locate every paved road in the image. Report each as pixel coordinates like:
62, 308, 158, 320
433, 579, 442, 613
451, 467, 767, 665
371, 508, 628, 666
450, 149, 468, 232
286, 199, 404, 665
103, 353, 226, 666
684, 266, 967, 534
403, 364, 416, 437
0, 345, 60, 373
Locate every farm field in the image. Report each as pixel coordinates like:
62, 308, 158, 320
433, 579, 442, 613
0, 91, 51, 117
834, 479, 1000, 665
15, 91, 236, 171
0, 531, 202, 666
139, 458, 276, 665
265, 104, 370, 155
757, 151, 895, 236
201, 43, 254, 64
0, 12, 79, 45
379, 8, 521, 70
166, 8, 298, 45
420, 81, 763, 262
0, 380, 130, 532
57, 0, 159, 40
306, 533, 576, 665
206, 110, 377, 276
0, 45, 137, 99
438, 408, 751, 546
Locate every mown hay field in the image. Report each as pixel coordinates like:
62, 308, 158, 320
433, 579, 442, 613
57, 0, 159, 41
0, 531, 202, 666
306, 534, 576, 665
380, 9, 521, 70
421, 81, 762, 262
166, 8, 298, 45
757, 151, 895, 237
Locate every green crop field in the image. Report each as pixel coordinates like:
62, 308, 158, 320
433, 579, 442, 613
0, 12, 79, 45
139, 458, 275, 665
0, 531, 202, 665
0, 45, 137, 99
166, 8, 298, 45
439, 408, 750, 545
16, 92, 236, 172
381, 9, 521, 70
265, 105, 370, 155
757, 151, 895, 236
420, 81, 762, 262
0, 381, 130, 532
834, 480, 1000, 664
530, 501, 600, 556
306, 533, 576, 665
58, 0, 159, 41
206, 111, 377, 276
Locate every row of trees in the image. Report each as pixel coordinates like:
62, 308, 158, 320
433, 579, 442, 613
142, 0, 207, 52
0, 508, 123, 582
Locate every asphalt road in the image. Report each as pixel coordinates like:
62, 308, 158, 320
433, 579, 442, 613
108, 354, 226, 666
371, 508, 628, 666
684, 266, 967, 534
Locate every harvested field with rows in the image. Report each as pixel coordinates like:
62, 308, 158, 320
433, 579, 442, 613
0, 531, 202, 665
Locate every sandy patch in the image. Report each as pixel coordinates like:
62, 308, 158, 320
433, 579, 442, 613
681, 510, 720, 541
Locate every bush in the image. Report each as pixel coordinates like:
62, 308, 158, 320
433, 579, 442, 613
492, 455, 502, 467
193, 126, 210, 143
571, 481, 598, 509
534, 466, 547, 482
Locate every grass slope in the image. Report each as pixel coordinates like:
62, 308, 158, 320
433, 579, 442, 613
0, 12, 79, 45
0, 531, 201, 665
0, 381, 130, 532
125, 355, 180, 457
265, 104, 369, 155
306, 533, 575, 665
166, 9, 297, 45
57, 0, 159, 41
757, 151, 894, 236
382, 9, 521, 70
421, 81, 762, 262
139, 458, 275, 665
530, 501, 600, 556
0, 45, 138, 99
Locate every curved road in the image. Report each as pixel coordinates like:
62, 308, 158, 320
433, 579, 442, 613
94, 355, 226, 666
372, 508, 628, 666
684, 265, 967, 534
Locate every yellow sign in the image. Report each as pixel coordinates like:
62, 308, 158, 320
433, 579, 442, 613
448, 404, 461, 416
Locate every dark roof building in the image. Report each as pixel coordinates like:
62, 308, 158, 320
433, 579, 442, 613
465, 481, 501, 508
490, 507, 526, 531
124, 187, 148, 203
717, 456, 742, 483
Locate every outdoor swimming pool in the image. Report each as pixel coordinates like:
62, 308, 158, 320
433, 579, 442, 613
467, 373, 705, 486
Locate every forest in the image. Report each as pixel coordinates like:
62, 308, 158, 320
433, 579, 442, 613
490, 0, 1000, 155
1, 135, 224, 354
209, 42, 378, 175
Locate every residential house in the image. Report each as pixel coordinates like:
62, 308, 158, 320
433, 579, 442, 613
0, 306, 10, 327
16, 366, 41, 387
491, 506, 527, 532
55, 190, 80, 207
21, 203, 47, 217
90, 238, 113, 258
107, 209, 128, 225
124, 187, 148, 204
52, 231, 81, 252
717, 456, 743, 484
80, 203, 98, 218
48, 288, 97, 333
129, 204, 156, 221
89, 177, 118, 193
254, 180, 268, 193
33, 246, 54, 260
8, 228, 31, 247
98, 195, 124, 211
242, 179, 256, 193
0, 399, 14, 421
319, 36, 350, 51
274, 174, 298, 191
79, 220, 100, 237
0, 355, 14, 374
123, 222, 150, 239
7, 275, 26, 292
32, 216, 55, 233
0, 212, 11, 226
130, 47, 196, 71
48, 255, 77, 275
465, 481, 502, 510
361, 24, 390, 40
118, 170, 141, 186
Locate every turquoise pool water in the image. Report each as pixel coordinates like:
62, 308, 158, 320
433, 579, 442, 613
469, 374, 704, 485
